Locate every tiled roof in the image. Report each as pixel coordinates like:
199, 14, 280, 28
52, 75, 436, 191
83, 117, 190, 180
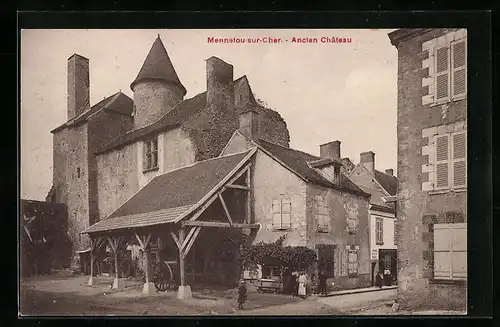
130, 36, 186, 95
357, 185, 395, 213
95, 92, 207, 154
51, 92, 133, 133
374, 170, 398, 196
82, 150, 253, 234
83, 206, 192, 233
96, 75, 248, 154
256, 139, 369, 197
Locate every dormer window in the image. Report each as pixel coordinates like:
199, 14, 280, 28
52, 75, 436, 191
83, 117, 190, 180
308, 158, 341, 185
143, 137, 158, 172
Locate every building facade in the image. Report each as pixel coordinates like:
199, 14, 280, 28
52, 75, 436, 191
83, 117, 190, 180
222, 124, 372, 291
49, 36, 289, 268
348, 151, 398, 286
388, 28, 467, 311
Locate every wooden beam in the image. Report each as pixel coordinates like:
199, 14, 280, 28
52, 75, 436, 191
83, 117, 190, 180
246, 167, 251, 224
189, 194, 218, 221
181, 221, 260, 229
134, 231, 151, 251
226, 184, 250, 191
218, 193, 233, 226
182, 227, 198, 251
170, 232, 181, 250
226, 163, 252, 187
181, 227, 202, 260
179, 228, 185, 286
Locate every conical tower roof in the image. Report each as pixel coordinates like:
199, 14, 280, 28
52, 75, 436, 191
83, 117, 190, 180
130, 35, 186, 95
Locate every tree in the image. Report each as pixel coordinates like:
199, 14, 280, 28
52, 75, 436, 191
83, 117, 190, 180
240, 235, 317, 274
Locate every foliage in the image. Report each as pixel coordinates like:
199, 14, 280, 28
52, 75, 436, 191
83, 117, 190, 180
240, 235, 317, 272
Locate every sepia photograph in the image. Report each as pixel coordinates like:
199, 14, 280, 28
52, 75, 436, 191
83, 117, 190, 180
20, 28, 468, 316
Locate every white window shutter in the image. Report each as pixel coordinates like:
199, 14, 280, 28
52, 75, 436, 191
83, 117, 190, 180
272, 200, 281, 227
282, 199, 292, 228
451, 223, 467, 280
434, 225, 452, 279
452, 131, 467, 188
435, 46, 450, 102
451, 39, 467, 98
435, 134, 450, 189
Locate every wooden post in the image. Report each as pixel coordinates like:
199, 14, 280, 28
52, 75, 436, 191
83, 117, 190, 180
179, 227, 185, 287
135, 230, 155, 295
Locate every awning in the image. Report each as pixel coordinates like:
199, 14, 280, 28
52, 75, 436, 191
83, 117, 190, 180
82, 148, 256, 235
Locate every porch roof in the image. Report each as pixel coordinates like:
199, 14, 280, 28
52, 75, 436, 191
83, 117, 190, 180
82, 149, 255, 234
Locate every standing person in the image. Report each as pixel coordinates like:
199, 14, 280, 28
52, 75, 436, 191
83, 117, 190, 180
298, 271, 307, 299
318, 271, 328, 296
375, 271, 384, 289
293, 271, 299, 297
237, 279, 247, 310
384, 268, 391, 286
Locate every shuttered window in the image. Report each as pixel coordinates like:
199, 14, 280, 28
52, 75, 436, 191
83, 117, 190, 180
452, 131, 467, 188
335, 248, 348, 277
434, 223, 467, 280
451, 39, 467, 98
375, 218, 384, 245
431, 35, 467, 104
435, 46, 450, 102
433, 130, 467, 191
435, 134, 450, 189
143, 138, 158, 172
272, 197, 292, 230
315, 196, 329, 233
347, 249, 359, 276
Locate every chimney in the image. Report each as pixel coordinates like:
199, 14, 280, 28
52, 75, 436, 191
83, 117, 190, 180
239, 107, 259, 139
320, 141, 341, 160
67, 54, 90, 120
206, 56, 234, 107
385, 169, 394, 176
360, 151, 375, 174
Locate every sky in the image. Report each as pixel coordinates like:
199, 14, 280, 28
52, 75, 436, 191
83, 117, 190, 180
21, 29, 398, 201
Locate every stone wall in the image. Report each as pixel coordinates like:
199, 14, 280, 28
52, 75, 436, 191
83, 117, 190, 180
96, 142, 139, 219
306, 184, 371, 290
394, 28, 467, 311
132, 81, 184, 129
52, 124, 90, 266
252, 149, 308, 246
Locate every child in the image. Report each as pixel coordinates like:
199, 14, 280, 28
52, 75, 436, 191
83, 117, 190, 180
237, 280, 247, 310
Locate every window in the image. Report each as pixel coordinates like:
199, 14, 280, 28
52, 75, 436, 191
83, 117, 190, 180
143, 138, 158, 172
76, 167, 81, 178
347, 216, 358, 234
347, 248, 359, 276
375, 218, 384, 245
434, 37, 467, 104
433, 223, 467, 281
434, 130, 467, 190
315, 196, 329, 233
272, 197, 291, 230
316, 245, 335, 278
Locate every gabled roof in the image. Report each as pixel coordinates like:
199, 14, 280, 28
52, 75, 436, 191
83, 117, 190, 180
356, 185, 395, 214
374, 170, 398, 196
130, 36, 186, 96
95, 91, 207, 154
255, 138, 369, 197
51, 92, 133, 133
82, 149, 255, 234
96, 75, 249, 155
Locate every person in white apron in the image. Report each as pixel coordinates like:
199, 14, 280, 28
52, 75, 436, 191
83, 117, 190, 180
298, 272, 307, 298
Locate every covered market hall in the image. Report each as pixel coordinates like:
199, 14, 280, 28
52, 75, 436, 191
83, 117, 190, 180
81, 148, 259, 299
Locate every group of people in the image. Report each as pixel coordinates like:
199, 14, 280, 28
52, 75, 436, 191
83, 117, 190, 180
375, 268, 393, 288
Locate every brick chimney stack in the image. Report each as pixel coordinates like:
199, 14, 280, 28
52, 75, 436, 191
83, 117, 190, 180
67, 54, 90, 120
320, 141, 341, 160
360, 151, 375, 174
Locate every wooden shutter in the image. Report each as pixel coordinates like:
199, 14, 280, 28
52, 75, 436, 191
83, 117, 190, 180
434, 223, 467, 280
281, 198, 292, 228
435, 134, 450, 189
348, 250, 358, 275
451, 223, 467, 280
451, 39, 467, 98
142, 141, 148, 170
435, 46, 450, 102
452, 131, 467, 188
272, 199, 281, 228
376, 218, 383, 244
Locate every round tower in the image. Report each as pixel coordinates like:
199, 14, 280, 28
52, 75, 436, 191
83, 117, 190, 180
131, 35, 187, 129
